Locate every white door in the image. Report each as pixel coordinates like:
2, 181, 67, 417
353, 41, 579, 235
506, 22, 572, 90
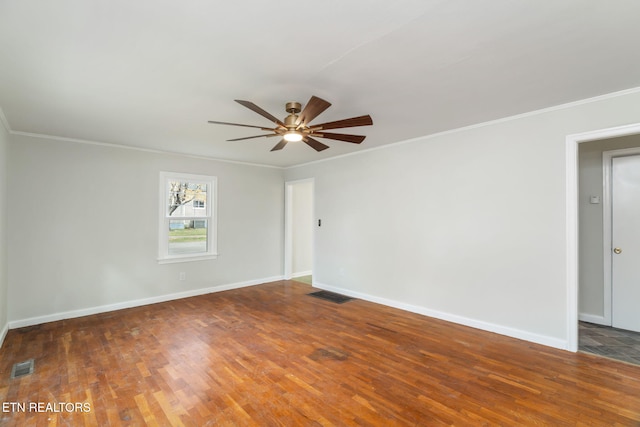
611, 154, 640, 332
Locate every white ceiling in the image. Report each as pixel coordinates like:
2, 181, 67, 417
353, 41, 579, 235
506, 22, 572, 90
1, 1, 640, 168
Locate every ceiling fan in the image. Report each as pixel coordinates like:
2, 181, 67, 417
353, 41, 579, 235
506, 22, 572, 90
208, 96, 373, 152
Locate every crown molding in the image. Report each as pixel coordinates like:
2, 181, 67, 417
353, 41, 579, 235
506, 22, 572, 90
9, 130, 283, 169
286, 86, 640, 169
3, 85, 640, 170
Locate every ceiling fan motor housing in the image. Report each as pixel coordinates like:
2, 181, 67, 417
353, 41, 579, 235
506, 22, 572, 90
285, 102, 301, 114
284, 114, 298, 128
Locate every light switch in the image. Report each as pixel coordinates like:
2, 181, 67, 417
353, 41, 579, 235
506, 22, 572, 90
589, 195, 601, 204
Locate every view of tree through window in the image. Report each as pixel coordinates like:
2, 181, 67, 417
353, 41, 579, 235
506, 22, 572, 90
167, 180, 208, 255
159, 172, 216, 263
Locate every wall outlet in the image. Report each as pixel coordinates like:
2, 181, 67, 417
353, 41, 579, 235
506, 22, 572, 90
179, 272, 186, 281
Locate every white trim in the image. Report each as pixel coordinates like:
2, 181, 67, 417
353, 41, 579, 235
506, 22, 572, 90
158, 171, 218, 264
10, 130, 282, 169
602, 147, 640, 328
313, 282, 567, 350
600, 148, 640, 163
602, 151, 613, 326
288, 86, 640, 170
566, 122, 640, 352
4, 87, 640, 171
578, 313, 608, 325
0, 107, 9, 348
157, 254, 218, 264
283, 178, 315, 280
0, 322, 8, 348
566, 134, 579, 351
8, 275, 284, 329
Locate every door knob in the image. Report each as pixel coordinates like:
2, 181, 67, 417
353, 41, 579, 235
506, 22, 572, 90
613, 247, 622, 254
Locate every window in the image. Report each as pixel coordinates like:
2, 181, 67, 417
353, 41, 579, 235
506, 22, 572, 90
159, 172, 217, 263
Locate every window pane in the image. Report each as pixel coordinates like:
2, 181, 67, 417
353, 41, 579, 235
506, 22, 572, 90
168, 220, 208, 255
167, 181, 208, 217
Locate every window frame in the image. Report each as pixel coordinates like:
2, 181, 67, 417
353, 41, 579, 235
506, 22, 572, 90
158, 171, 218, 264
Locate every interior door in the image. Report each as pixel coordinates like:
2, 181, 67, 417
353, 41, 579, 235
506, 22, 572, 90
611, 154, 640, 332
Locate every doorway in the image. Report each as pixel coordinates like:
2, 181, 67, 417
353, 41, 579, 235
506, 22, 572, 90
284, 179, 314, 282
569, 124, 640, 360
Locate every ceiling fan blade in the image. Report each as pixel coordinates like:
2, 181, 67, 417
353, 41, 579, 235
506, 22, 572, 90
311, 114, 373, 131
235, 100, 286, 127
208, 120, 274, 130
270, 139, 288, 151
227, 134, 271, 142
313, 132, 366, 144
303, 137, 330, 152
297, 96, 331, 127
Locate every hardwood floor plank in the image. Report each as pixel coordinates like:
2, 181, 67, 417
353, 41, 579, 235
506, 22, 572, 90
2, 280, 640, 425
134, 392, 160, 425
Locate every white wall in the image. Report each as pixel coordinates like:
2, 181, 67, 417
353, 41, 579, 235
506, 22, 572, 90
5, 88, 640, 351
285, 89, 640, 350
578, 134, 640, 321
292, 181, 313, 276
7, 134, 284, 325
0, 120, 8, 345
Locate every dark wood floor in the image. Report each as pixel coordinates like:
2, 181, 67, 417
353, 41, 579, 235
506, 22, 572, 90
2, 280, 640, 426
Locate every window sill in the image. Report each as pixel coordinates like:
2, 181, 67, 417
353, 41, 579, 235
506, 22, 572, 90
158, 253, 218, 264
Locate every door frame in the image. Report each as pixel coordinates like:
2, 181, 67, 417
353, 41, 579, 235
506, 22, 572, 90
566, 122, 640, 351
602, 147, 640, 326
283, 178, 315, 280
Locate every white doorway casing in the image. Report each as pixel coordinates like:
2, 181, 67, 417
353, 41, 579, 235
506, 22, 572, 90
566, 122, 640, 351
284, 179, 314, 280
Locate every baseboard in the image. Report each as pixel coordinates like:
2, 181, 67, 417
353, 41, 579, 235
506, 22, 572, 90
0, 322, 8, 349
291, 270, 312, 278
313, 282, 568, 351
578, 313, 609, 326
8, 275, 284, 329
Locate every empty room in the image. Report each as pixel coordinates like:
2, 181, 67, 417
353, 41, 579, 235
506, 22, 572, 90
2, 1, 640, 425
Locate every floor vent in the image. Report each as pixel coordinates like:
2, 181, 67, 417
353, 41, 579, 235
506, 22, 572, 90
10, 359, 34, 379
308, 290, 353, 304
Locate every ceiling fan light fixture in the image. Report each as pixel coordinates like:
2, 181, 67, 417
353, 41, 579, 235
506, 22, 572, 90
208, 96, 372, 152
284, 130, 303, 142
